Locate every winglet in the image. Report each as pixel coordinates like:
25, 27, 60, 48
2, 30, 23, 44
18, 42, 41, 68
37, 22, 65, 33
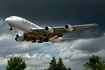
96, 24, 98, 26
92, 23, 98, 26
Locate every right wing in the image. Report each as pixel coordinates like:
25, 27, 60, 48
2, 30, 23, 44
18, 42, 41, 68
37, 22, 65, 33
30, 24, 98, 38
72, 24, 98, 30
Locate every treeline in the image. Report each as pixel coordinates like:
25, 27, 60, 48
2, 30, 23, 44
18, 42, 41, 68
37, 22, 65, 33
5, 55, 105, 70
44, 57, 71, 70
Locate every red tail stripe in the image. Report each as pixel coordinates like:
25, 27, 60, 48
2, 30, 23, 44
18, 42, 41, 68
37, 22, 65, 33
54, 35, 59, 39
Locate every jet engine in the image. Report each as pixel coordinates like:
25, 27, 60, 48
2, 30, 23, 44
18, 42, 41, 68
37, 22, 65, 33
64, 24, 73, 31
45, 26, 54, 33
15, 34, 24, 42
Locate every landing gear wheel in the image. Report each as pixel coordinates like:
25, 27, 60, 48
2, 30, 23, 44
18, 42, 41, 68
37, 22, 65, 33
38, 40, 43, 43
38, 41, 43, 43
32, 40, 36, 43
15, 38, 17, 41
10, 28, 13, 31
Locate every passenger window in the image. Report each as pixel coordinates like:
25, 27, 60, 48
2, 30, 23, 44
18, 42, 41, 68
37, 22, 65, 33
22, 19, 25, 23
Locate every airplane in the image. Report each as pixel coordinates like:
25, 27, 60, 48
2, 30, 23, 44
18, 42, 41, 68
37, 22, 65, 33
5, 16, 98, 43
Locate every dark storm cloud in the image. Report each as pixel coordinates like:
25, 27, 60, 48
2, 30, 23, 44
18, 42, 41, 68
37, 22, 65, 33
63, 27, 103, 38
0, 1, 105, 70
1, 0, 105, 25
0, 0, 104, 57
72, 36, 105, 53
1, 0, 104, 38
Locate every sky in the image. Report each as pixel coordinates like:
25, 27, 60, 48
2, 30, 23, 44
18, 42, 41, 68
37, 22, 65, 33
0, 0, 105, 70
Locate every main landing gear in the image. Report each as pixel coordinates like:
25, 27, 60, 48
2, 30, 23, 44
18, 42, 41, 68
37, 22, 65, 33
32, 40, 43, 43
32, 40, 36, 43
9, 24, 13, 31
31, 38, 48, 43
38, 38, 48, 43
38, 40, 43, 43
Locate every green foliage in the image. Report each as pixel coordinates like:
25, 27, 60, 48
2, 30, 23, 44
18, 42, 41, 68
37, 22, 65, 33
57, 57, 67, 70
68, 67, 71, 70
83, 55, 105, 70
6, 57, 27, 70
47, 57, 67, 70
48, 57, 57, 70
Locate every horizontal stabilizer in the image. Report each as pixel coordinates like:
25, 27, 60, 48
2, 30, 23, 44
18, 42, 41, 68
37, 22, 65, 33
60, 38, 78, 42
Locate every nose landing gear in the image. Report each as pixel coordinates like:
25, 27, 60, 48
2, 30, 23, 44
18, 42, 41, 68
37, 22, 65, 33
9, 24, 13, 31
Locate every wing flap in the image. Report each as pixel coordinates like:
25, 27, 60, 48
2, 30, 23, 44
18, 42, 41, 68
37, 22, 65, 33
30, 28, 68, 38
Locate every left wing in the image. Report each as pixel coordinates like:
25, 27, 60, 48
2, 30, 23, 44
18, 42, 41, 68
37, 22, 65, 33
31, 24, 98, 38
15, 33, 36, 42
22, 33, 35, 41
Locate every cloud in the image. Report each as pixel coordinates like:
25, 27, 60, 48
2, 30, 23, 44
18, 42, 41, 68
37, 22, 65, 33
0, 18, 104, 70
72, 36, 105, 53
0, 0, 105, 70
49, 33, 105, 69
0, 32, 105, 70
0, 57, 7, 65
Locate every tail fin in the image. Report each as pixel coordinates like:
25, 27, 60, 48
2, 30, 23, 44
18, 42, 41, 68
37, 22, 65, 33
60, 38, 77, 42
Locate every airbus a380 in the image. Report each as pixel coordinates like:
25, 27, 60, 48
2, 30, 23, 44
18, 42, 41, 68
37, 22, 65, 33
5, 16, 98, 43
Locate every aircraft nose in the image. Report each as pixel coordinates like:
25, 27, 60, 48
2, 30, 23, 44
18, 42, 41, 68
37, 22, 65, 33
5, 18, 11, 22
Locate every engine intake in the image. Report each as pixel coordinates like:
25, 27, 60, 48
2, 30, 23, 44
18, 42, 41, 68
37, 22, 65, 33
15, 34, 24, 42
15, 38, 23, 42
45, 26, 54, 33
64, 24, 73, 31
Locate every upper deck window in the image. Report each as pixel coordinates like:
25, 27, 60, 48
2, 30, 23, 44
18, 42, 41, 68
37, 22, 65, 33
25, 20, 32, 25
22, 19, 25, 23
22, 19, 31, 25
22, 19, 37, 28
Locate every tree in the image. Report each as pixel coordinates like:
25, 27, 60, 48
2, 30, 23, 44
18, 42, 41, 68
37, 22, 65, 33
57, 57, 67, 70
46, 57, 68, 70
48, 57, 57, 70
6, 56, 27, 70
68, 67, 71, 70
83, 55, 105, 70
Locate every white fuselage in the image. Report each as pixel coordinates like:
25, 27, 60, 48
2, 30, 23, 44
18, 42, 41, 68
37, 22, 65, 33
5, 16, 63, 43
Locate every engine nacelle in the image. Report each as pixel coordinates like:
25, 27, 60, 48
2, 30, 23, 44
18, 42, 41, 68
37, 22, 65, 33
15, 34, 24, 42
45, 26, 54, 33
15, 38, 23, 42
64, 24, 73, 31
